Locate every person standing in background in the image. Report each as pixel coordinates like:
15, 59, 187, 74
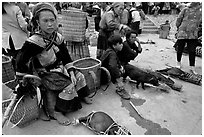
175, 2, 202, 74
121, 5, 129, 26
16, 2, 31, 21
2, 2, 29, 64
129, 3, 145, 35
100, 2, 111, 18
96, 2, 130, 59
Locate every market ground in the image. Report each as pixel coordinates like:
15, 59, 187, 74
2, 33, 202, 135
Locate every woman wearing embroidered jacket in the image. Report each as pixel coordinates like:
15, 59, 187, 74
175, 2, 202, 74
16, 2, 92, 126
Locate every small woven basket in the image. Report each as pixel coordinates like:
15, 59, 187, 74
196, 46, 202, 57
2, 55, 15, 83
2, 95, 39, 128
59, 10, 87, 42
180, 72, 202, 86
73, 58, 102, 94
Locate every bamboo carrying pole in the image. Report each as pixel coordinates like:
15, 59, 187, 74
2, 93, 17, 128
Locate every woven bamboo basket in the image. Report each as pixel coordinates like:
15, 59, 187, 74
2, 55, 15, 83
2, 95, 39, 128
73, 58, 102, 95
4, 80, 18, 90
2, 99, 11, 114
59, 10, 87, 42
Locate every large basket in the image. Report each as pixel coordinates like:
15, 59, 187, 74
59, 10, 87, 42
73, 58, 102, 94
3, 95, 39, 128
2, 55, 15, 83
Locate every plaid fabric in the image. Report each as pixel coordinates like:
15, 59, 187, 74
66, 39, 90, 61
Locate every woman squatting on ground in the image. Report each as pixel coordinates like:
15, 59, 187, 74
15, 2, 92, 126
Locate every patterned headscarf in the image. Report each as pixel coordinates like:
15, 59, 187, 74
32, 2, 57, 19
112, 2, 124, 8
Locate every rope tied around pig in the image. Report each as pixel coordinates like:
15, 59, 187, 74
79, 111, 132, 135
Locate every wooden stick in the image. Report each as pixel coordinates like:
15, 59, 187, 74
2, 93, 17, 128
129, 101, 144, 119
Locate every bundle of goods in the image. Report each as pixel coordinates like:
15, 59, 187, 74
157, 67, 202, 86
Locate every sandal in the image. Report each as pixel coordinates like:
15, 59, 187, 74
116, 88, 131, 100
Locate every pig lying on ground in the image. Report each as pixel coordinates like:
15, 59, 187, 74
73, 111, 131, 135
124, 64, 159, 89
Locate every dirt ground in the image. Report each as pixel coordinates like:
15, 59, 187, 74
1, 12, 202, 136
2, 32, 202, 135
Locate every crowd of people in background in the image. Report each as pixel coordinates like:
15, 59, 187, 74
53, 2, 191, 16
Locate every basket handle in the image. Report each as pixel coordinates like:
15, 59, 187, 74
88, 71, 97, 98
7, 95, 25, 127
22, 75, 41, 86
2, 93, 17, 128
100, 67, 111, 91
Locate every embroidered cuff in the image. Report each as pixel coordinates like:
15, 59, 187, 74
65, 62, 74, 70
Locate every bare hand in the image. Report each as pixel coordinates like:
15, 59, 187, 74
71, 75, 77, 85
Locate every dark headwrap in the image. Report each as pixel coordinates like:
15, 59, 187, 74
112, 2, 124, 8
32, 2, 57, 19
30, 2, 58, 33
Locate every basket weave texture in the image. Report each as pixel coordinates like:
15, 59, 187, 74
196, 46, 202, 57
3, 95, 39, 128
59, 10, 87, 42
2, 99, 11, 114
73, 58, 101, 94
2, 55, 15, 83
